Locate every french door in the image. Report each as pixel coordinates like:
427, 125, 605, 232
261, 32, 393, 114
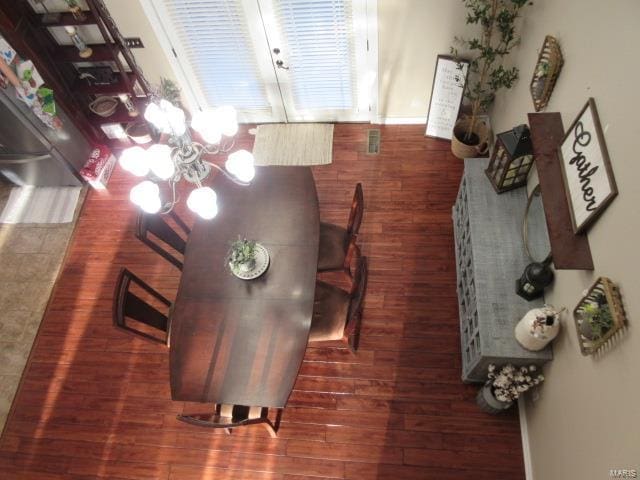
142, 0, 375, 122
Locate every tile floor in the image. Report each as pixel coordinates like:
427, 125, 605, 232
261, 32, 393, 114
0, 182, 84, 431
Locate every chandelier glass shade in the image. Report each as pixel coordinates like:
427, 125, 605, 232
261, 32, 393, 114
118, 101, 255, 220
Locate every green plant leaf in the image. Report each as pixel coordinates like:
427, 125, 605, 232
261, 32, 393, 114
453, 0, 532, 125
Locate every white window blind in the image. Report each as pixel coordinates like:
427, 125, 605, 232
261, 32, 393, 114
273, 0, 356, 110
162, 0, 269, 110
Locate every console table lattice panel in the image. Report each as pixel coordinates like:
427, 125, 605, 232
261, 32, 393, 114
452, 158, 553, 382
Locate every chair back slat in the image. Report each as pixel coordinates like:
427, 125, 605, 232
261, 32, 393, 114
113, 268, 171, 345
137, 211, 189, 269
346, 256, 368, 332
168, 210, 191, 236
346, 183, 364, 237
125, 292, 168, 332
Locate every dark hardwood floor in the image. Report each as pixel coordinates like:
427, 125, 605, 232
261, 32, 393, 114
0, 124, 525, 479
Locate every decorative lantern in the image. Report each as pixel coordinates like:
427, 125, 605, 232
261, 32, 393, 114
515, 258, 554, 301
485, 124, 534, 193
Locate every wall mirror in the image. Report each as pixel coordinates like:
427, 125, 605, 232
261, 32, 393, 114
523, 184, 552, 263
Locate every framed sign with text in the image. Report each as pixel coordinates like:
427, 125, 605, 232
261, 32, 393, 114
425, 55, 469, 140
558, 98, 617, 234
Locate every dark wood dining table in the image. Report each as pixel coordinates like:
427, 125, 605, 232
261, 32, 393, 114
169, 166, 320, 408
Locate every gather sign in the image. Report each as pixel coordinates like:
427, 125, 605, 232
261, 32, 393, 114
559, 98, 617, 233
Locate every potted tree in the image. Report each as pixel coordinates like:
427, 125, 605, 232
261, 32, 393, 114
477, 363, 544, 414
451, 0, 533, 159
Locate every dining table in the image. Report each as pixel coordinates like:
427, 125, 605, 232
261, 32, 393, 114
169, 166, 320, 408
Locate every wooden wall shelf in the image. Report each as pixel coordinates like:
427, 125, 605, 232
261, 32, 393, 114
528, 112, 594, 270
75, 72, 138, 95
37, 11, 97, 27
54, 44, 116, 62
0, 0, 151, 152
88, 98, 146, 124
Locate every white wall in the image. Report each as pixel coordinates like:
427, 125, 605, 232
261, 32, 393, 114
376, 0, 466, 122
103, 0, 178, 93
490, 1, 640, 478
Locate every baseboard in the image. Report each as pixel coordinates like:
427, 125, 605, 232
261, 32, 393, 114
372, 116, 427, 125
518, 396, 534, 480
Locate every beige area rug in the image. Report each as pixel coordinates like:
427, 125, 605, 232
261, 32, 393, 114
252, 124, 334, 166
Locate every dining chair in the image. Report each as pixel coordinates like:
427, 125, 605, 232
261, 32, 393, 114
136, 211, 190, 270
310, 255, 368, 352
113, 268, 172, 346
177, 404, 283, 438
318, 182, 363, 275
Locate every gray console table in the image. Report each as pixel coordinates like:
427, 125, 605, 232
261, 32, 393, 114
453, 158, 553, 383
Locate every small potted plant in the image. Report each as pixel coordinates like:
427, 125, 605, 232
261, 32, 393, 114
578, 293, 613, 340
450, 0, 533, 159
531, 60, 550, 98
158, 77, 181, 106
228, 237, 257, 273
477, 363, 544, 414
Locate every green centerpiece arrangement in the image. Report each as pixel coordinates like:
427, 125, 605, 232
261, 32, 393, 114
228, 237, 257, 273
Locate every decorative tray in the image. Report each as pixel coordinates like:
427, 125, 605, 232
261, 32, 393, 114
573, 277, 627, 356
530, 35, 563, 112
230, 243, 270, 280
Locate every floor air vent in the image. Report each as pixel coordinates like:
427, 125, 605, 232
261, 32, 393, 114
367, 129, 380, 155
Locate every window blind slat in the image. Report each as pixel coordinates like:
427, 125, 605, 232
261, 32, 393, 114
163, 0, 269, 110
274, 0, 356, 110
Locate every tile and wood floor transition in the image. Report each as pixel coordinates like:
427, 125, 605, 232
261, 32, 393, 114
0, 184, 84, 432
0, 125, 525, 479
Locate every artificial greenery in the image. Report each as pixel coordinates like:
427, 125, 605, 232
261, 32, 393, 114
580, 293, 614, 339
452, 0, 532, 142
536, 60, 550, 78
531, 60, 549, 98
228, 237, 257, 269
159, 77, 181, 106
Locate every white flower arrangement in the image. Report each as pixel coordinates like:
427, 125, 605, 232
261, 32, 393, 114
529, 305, 565, 339
487, 364, 544, 403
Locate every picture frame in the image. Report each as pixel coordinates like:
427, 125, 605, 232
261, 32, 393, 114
425, 55, 469, 140
558, 98, 617, 234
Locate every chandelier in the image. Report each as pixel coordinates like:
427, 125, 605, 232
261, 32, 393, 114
118, 100, 255, 220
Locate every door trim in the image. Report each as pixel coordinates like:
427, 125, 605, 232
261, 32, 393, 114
365, 0, 379, 122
